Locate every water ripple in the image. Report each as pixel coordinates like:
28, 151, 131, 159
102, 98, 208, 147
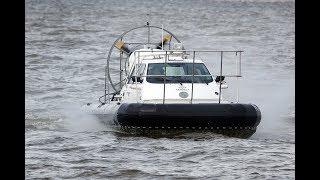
25, 0, 295, 179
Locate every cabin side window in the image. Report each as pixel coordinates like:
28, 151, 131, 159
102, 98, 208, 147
128, 63, 146, 83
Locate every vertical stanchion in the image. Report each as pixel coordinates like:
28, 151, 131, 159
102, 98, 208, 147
239, 51, 242, 76
236, 52, 239, 103
238, 52, 242, 103
135, 51, 140, 103
107, 67, 110, 104
161, 25, 164, 50
104, 66, 110, 103
191, 51, 195, 104
163, 51, 167, 104
219, 51, 223, 104
120, 51, 123, 88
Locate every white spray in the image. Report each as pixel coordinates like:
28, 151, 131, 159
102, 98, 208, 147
58, 103, 107, 132
245, 77, 295, 139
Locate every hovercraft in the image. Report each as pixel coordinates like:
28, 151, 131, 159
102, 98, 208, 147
82, 23, 261, 138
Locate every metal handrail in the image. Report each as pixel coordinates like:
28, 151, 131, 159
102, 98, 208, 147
129, 50, 243, 104
101, 50, 242, 104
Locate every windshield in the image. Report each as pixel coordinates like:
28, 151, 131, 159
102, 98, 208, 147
146, 63, 213, 83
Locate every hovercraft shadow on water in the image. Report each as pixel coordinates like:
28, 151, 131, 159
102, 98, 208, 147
81, 23, 261, 139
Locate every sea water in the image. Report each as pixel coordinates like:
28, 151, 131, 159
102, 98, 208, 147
25, 0, 294, 179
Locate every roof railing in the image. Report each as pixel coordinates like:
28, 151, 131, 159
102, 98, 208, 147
102, 49, 243, 104
131, 50, 242, 104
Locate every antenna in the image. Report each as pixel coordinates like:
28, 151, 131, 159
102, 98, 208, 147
146, 14, 150, 43
146, 13, 150, 26
162, 24, 164, 50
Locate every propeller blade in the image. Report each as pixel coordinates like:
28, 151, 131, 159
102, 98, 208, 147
157, 34, 172, 49
115, 41, 131, 54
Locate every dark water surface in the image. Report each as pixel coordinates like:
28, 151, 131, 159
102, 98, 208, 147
25, 0, 294, 179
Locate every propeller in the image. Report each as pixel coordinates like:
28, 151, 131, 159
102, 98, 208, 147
115, 41, 131, 54
157, 34, 172, 49
115, 34, 172, 54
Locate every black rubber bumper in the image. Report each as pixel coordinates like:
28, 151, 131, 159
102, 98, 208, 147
116, 103, 261, 129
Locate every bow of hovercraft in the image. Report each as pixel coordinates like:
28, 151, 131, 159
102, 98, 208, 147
115, 103, 261, 138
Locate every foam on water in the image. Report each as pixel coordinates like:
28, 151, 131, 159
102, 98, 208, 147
58, 103, 108, 132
